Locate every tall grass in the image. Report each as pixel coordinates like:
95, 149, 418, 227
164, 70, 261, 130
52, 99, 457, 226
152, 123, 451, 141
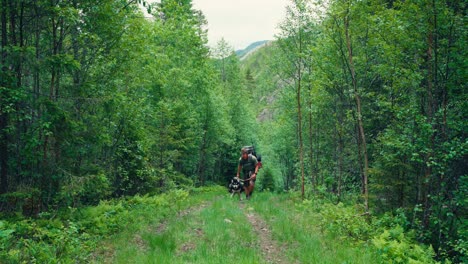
106, 190, 383, 263
108, 192, 265, 263
104, 190, 384, 263
250, 192, 382, 264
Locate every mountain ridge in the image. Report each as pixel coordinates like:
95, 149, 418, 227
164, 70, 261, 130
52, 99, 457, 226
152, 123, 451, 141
235, 40, 270, 60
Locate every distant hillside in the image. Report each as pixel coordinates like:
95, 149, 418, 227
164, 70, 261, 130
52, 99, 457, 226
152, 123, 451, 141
239, 40, 281, 122
235, 40, 270, 60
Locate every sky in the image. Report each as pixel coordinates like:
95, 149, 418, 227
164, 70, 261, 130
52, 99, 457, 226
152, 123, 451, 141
191, 0, 289, 50
145, 0, 290, 51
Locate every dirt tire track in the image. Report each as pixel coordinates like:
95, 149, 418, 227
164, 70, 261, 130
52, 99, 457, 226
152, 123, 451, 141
130, 200, 211, 255
240, 203, 289, 264
154, 201, 211, 235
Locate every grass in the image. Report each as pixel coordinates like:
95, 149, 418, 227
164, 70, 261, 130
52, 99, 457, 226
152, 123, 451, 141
1, 186, 435, 263
93, 189, 383, 263
251, 192, 381, 264
105, 190, 264, 263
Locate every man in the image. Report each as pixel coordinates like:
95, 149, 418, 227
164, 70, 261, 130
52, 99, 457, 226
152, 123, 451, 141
236, 147, 260, 200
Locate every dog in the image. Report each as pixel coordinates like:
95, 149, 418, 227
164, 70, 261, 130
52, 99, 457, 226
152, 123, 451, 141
228, 177, 244, 200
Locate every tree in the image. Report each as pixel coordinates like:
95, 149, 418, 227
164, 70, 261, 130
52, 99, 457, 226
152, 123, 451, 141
212, 38, 233, 82
0, 0, 9, 194
342, 0, 370, 212
277, 0, 318, 199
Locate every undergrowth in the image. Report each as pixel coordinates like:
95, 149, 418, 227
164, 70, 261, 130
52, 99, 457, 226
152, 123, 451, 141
0, 186, 224, 263
294, 193, 443, 264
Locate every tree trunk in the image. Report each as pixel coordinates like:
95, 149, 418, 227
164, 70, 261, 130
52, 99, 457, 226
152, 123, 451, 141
316, 120, 321, 186
50, 16, 57, 99
0, 112, 8, 194
0, 0, 9, 194
33, 1, 41, 181
337, 116, 344, 200
307, 65, 315, 191
344, 5, 369, 212
198, 129, 208, 185
423, 0, 438, 229
13, 1, 25, 184
297, 36, 305, 201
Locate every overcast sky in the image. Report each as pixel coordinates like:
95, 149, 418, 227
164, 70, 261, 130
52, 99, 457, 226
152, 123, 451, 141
191, 0, 289, 50
144, 1, 289, 50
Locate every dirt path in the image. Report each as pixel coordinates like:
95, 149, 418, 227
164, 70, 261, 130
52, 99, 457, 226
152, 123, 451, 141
104, 195, 292, 263
240, 203, 290, 264
131, 201, 211, 255
153, 201, 211, 235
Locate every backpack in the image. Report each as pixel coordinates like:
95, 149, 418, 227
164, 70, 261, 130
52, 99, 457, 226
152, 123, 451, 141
243, 145, 262, 162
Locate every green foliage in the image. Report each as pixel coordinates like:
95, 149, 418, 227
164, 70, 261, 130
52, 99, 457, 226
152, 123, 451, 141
0, 86, 26, 115
259, 166, 276, 192
372, 226, 436, 264
0, 187, 199, 263
308, 194, 438, 263
252, 192, 381, 263
0, 218, 96, 263
2, 0, 239, 212
451, 175, 468, 263
317, 202, 372, 241
57, 173, 111, 207
243, 0, 467, 262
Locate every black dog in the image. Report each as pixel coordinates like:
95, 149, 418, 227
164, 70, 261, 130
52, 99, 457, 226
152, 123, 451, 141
228, 177, 244, 200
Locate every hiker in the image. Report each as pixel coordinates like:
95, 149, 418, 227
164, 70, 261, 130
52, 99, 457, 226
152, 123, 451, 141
236, 147, 260, 199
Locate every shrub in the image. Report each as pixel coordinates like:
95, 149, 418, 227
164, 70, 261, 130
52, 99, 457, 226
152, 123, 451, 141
317, 202, 373, 241
259, 167, 276, 191
0, 219, 94, 263
310, 195, 439, 263
372, 225, 436, 263
0, 188, 197, 263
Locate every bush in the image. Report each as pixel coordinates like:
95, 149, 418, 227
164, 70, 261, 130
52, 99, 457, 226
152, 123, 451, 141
55, 173, 111, 210
0, 219, 95, 263
317, 202, 373, 241
0, 189, 41, 216
372, 226, 436, 263
259, 167, 276, 191
310, 195, 438, 263
0, 188, 197, 263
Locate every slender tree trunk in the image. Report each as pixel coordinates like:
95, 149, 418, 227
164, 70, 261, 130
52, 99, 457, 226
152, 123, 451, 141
221, 57, 226, 82
315, 119, 321, 186
423, 0, 438, 229
308, 104, 314, 188
50, 16, 57, 99
0, 0, 9, 194
400, 167, 405, 207
297, 38, 305, 200
198, 129, 208, 185
13, 1, 25, 184
159, 110, 165, 169
297, 75, 305, 200
33, 1, 41, 181
0, 110, 8, 194
53, 16, 65, 168
337, 115, 344, 200
307, 65, 315, 191
344, 5, 369, 212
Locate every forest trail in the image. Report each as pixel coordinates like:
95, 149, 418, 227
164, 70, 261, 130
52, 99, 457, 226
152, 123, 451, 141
96, 190, 379, 263
239, 202, 291, 264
